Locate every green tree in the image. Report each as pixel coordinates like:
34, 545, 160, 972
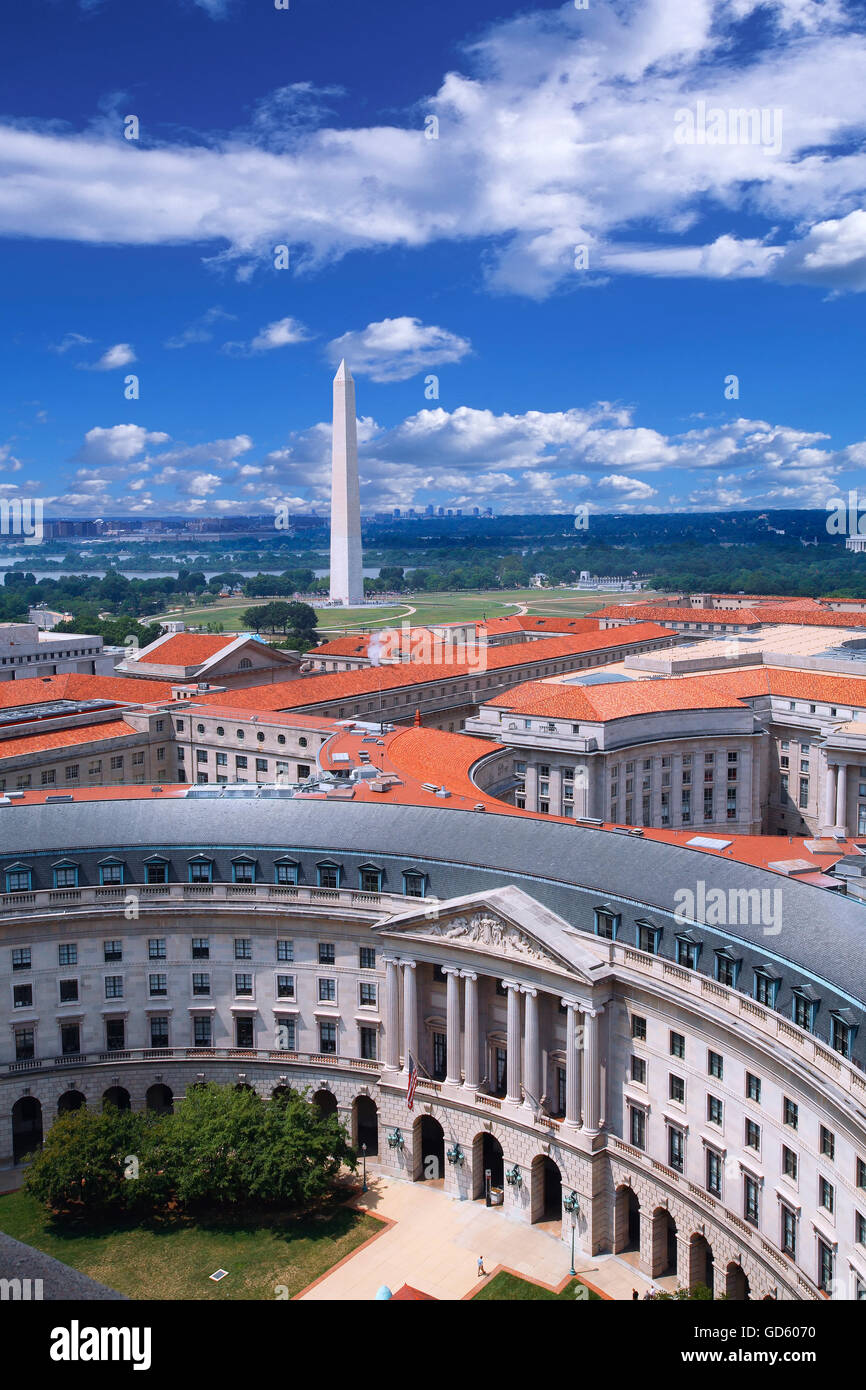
25, 1105, 147, 1217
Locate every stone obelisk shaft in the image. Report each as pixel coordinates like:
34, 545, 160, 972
329, 360, 364, 606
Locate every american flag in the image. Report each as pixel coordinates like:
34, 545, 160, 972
406, 1052, 418, 1111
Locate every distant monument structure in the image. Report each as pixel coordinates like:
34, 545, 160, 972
329, 360, 364, 606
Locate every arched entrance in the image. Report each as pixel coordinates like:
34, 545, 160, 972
353, 1096, 378, 1156
651, 1207, 678, 1278
689, 1234, 714, 1293
614, 1185, 641, 1254
102, 1086, 131, 1111
726, 1262, 750, 1300
57, 1090, 86, 1115
312, 1089, 338, 1119
271, 1084, 291, 1101
12, 1097, 42, 1163
413, 1115, 444, 1182
531, 1155, 562, 1225
472, 1132, 504, 1199
146, 1083, 173, 1114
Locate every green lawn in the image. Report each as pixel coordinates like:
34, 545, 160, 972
159, 587, 666, 637
473, 1270, 602, 1301
0, 1188, 379, 1301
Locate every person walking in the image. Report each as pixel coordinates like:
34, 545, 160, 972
477, 1256, 487, 1278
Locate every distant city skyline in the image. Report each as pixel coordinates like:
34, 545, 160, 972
2, 0, 866, 518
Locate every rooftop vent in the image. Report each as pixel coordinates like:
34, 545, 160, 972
45, 794, 74, 803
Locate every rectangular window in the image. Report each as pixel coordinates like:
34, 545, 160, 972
783, 1145, 798, 1181
106, 1019, 125, 1051
233, 862, 255, 883
631, 1015, 646, 1041
319, 1021, 337, 1055
150, 1016, 169, 1048
784, 1097, 799, 1130
235, 973, 253, 997
276, 939, 294, 962
148, 938, 166, 960
235, 1017, 254, 1048
716, 954, 736, 987
191, 937, 209, 960
745, 1118, 761, 1151
100, 863, 123, 885
820, 1126, 836, 1161
58, 979, 78, 1003
668, 1125, 684, 1173
669, 1073, 685, 1104
15, 1028, 35, 1060
148, 973, 168, 997
630, 1106, 646, 1150
359, 946, 376, 970
12, 948, 31, 971
669, 1031, 685, 1059
104, 976, 123, 999
194, 1016, 212, 1047
192, 973, 210, 996
234, 938, 252, 960
432, 1031, 447, 1080
54, 866, 78, 887
708, 1050, 723, 1080
13, 983, 32, 1009
631, 1056, 646, 1085
706, 1149, 722, 1197
744, 1175, 759, 1226
594, 908, 619, 939
59, 944, 77, 966
275, 864, 298, 885
61, 1023, 81, 1056
359, 1025, 378, 1061
359, 981, 377, 1007
145, 862, 168, 885
781, 1205, 796, 1257
746, 1072, 761, 1103
256, 758, 268, 773
275, 1017, 296, 1051
819, 1177, 834, 1213
318, 978, 336, 1002
318, 942, 336, 965
818, 1240, 834, 1294
276, 974, 295, 999
707, 1095, 723, 1126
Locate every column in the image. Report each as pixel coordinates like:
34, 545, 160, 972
562, 999, 580, 1128
401, 960, 417, 1076
836, 762, 848, 832
522, 987, 540, 1109
383, 956, 400, 1072
582, 1005, 603, 1135
504, 980, 522, 1104
462, 971, 479, 1092
444, 967, 462, 1086
824, 761, 838, 830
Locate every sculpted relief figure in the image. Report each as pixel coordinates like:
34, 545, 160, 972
425, 912, 546, 961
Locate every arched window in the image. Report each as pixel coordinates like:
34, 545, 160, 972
238, 658, 253, 670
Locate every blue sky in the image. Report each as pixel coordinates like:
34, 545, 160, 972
1, 0, 866, 517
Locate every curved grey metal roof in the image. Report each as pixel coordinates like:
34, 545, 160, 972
0, 797, 860, 1009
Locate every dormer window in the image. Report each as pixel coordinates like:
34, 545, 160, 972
635, 919, 661, 955
98, 859, 124, 886
791, 987, 817, 1033
52, 861, 79, 889
316, 861, 341, 889
232, 856, 256, 884
594, 907, 620, 940
5, 863, 32, 893
188, 856, 213, 884
359, 864, 382, 893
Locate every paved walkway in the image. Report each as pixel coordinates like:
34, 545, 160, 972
300, 1176, 658, 1301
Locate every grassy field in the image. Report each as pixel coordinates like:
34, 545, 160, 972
473, 1270, 602, 1301
0, 1188, 379, 1301
163, 588, 665, 638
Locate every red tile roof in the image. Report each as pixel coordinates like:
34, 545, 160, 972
489, 674, 753, 722
216, 627, 676, 712
594, 602, 866, 630
0, 673, 175, 707
0, 719, 139, 759
136, 633, 241, 666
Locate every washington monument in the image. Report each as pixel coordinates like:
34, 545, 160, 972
329, 359, 364, 606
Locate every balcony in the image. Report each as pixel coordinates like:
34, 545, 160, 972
5, 1046, 384, 1078
0, 881, 413, 921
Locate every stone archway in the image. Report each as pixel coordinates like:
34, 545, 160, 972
472, 1131, 504, 1199
146, 1083, 173, 1114
12, 1097, 42, 1163
102, 1086, 131, 1111
312, 1088, 338, 1119
353, 1096, 378, 1156
57, 1090, 86, 1115
650, 1206, 678, 1279
531, 1154, 562, 1225
614, 1184, 641, 1254
413, 1115, 444, 1183
726, 1261, 750, 1301
689, 1234, 715, 1294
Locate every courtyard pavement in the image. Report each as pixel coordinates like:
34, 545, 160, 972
299, 1175, 659, 1302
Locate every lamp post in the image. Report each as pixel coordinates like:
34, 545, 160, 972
362, 1142, 367, 1194
563, 1190, 580, 1277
